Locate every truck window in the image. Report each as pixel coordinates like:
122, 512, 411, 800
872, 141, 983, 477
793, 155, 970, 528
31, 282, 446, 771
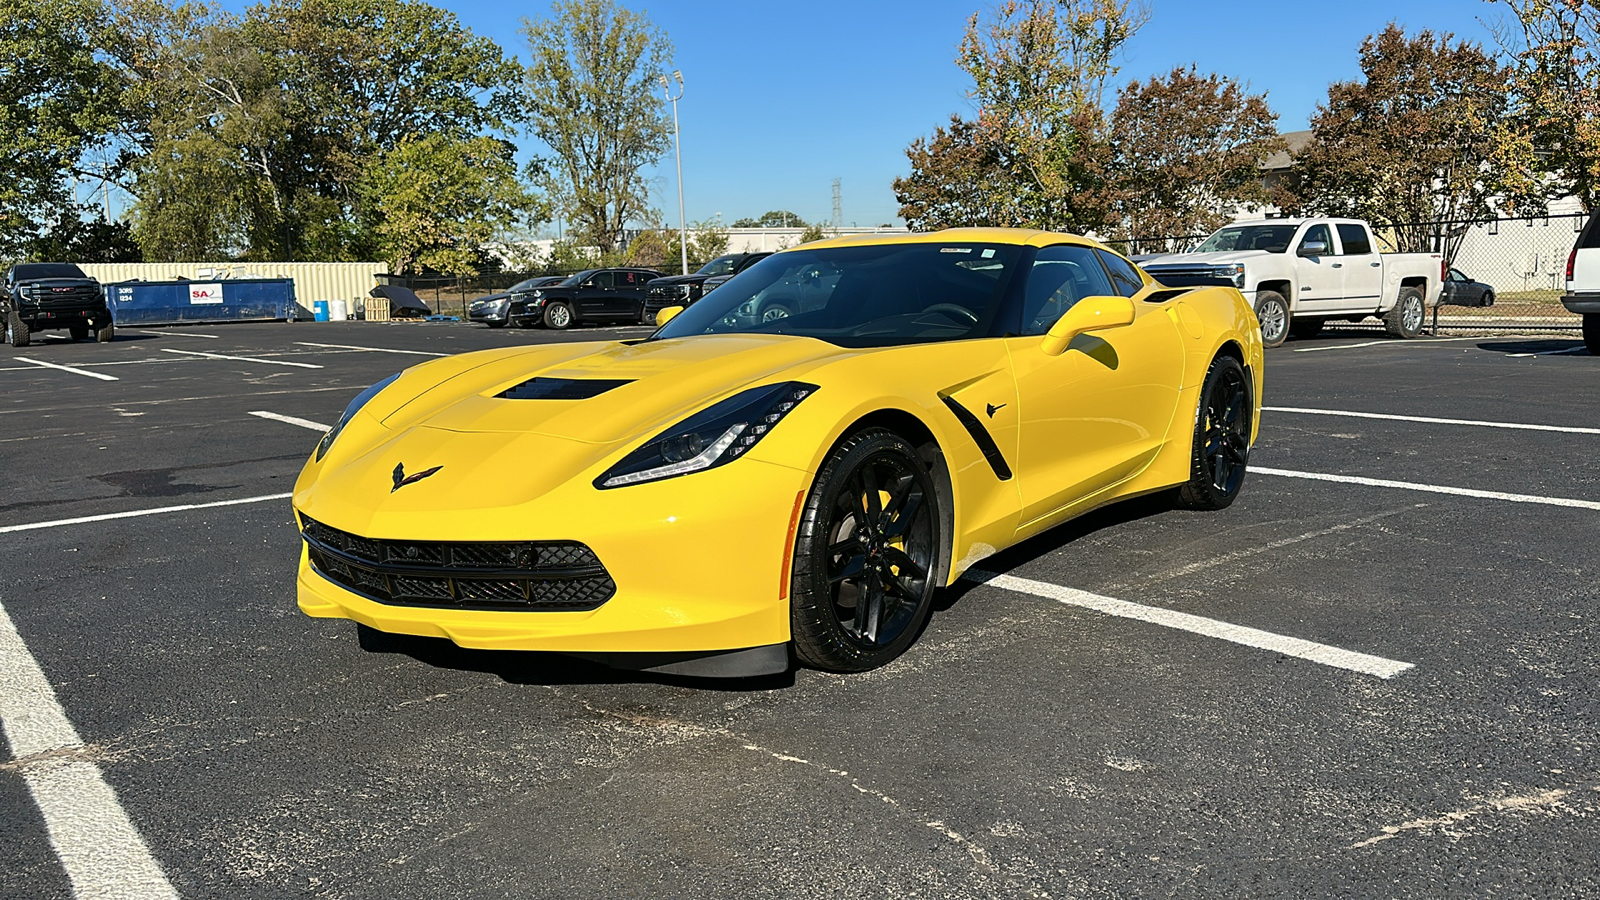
1577, 216, 1600, 249
1335, 224, 1373, 255
1299, 224, 1332, 255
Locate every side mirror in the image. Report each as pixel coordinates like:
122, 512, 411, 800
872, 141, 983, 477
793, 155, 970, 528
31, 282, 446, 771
655, 305, 685, 327
1298, 240, 1328, 257
1039, 295, 1135, 356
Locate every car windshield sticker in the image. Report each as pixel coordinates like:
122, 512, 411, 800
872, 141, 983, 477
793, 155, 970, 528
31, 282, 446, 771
940, 247, 972, 254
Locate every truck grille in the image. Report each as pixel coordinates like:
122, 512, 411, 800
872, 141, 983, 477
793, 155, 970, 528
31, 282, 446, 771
23, 285, 100, 305
300, 515, 615, 611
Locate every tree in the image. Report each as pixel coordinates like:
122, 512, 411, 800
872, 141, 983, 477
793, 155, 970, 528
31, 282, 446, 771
360, 134, 545, 276
522, 0, 673, 254
29, 207, 143, 262
732, 210, 806, 228
621, 220, 729, 270
894, 0, 1146, 232
798, 223, 832, 244
1286, 25, 1510, 258
0, 0, 121, 258
1491, 0, 1600, 212
1109, 67, 1284, 247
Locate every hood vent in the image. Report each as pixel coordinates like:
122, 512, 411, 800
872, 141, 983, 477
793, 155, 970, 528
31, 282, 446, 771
497, 377, 634, 400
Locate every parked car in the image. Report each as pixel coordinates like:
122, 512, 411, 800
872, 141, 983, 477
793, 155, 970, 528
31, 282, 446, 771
1563, 215, 1600, 352
1441, 268, 1495, 307
642, 252, 772, 322
507, 268, 664, 329
3, 262, 113, 346
470, 276, 563, 328
1140, 218, 1445, 347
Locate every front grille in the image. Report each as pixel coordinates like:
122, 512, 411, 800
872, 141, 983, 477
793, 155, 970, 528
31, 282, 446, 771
301, 515, 615, 611
24, 285, 100, 304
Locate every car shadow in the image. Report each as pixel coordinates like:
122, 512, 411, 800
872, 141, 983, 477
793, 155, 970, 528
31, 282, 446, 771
355, 624, 796, 692
1475, 338, 1591, 355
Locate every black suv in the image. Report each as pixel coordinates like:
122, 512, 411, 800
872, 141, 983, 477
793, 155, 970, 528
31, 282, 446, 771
4, 263, 113, 347
507, 268, 664, 329
643, 253, 772, 322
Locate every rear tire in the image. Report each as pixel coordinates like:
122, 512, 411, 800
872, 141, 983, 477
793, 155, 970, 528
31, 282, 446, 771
1289, 317, 1324, 339
1253, 291, 1288, 348
96, 320, 115, 343
6, 311, 29, 347
1176, 355, 1251, 511
1585, 314, 1600, 354
543, 301, 573, 330
1384, 287, 1425, 338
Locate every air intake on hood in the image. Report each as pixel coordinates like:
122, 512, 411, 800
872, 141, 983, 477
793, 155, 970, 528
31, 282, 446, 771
497, 377, 633, 400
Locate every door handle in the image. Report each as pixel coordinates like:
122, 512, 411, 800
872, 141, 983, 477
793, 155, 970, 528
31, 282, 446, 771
1370, 262, 1381, 267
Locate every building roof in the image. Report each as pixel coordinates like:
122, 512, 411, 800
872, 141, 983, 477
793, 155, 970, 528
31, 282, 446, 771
1262, 130, 1313, 171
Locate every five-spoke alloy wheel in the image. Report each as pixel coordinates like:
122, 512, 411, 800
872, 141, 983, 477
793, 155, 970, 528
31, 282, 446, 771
1177, 355, 1251, 510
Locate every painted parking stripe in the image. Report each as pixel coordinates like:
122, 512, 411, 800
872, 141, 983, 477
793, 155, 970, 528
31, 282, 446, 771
0, 604, 178, 898
249, 410, 330, 431
966, 569, 1414, 679
1292, 337, 1480, 352
0, 493, 292, 535
160, 347, 322, 368
294, 341, 447, 357
1506, 347, 1589, 357
1253, 467, 1600, 511
1264, 406, 1600, 435
120, 328, 218, 338
14, 357, 119, 382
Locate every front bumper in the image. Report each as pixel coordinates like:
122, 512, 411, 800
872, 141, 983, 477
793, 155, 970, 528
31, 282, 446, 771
467, 307, 508, 324
18, 304, 108, 326
1561, 293, 1600, 314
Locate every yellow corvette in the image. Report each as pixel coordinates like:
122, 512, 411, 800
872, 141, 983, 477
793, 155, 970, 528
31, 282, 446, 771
293, 229, 1263, 676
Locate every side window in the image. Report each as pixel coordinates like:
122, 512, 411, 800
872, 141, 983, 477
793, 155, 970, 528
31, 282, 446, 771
1449, 268, 1466, 282
1095, 249, 1146, 297
1578, 216, 1600, 249
1299, 224, 1332, 256
1022, 244, 1116, 336
588, 271, 614, 289
1335, 223, 1373, 255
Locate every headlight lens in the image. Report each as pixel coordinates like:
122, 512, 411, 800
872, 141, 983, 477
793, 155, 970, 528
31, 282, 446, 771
316, 372, 402, 461
595, 382, 819, 489
1218, 263, 1246, 288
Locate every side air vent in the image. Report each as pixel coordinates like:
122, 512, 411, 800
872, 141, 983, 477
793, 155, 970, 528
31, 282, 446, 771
497, 377, 633, 400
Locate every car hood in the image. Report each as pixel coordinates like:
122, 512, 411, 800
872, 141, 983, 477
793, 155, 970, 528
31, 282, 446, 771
1140, 250, 1271, 267
471, 293, 510, 304
379, 334, 851, 444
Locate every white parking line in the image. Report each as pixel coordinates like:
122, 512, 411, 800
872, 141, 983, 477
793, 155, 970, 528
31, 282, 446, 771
0, 604, 178, 898
966, 569, 1414, 679
294, 341, 447, 357
1253, 467, 1600, 511
249, 410, 330, 431
1506, 347, 1589, 357
0, 493, 293, 535
14, 357, 119, 382
160, 347, 322, 368
1292, 337, 1480, 352
120, 328, 218, 338
1264, 406, 1600, 435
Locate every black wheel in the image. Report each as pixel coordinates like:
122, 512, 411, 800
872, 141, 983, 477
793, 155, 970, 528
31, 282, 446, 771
1288, 317, 1324, 339
68, 323, 89, 341
95, 320, 115, 343
1384, 287, 1425, 338
543, 301, 573, 330
760, 302, 793, 323
1482, 290, 1495, 308
791, 429, 940, 672
1177, 356, 1251, 511
1585, 314, 1600, 354
6, 311, 29, 347
1254, 290, 1288, 348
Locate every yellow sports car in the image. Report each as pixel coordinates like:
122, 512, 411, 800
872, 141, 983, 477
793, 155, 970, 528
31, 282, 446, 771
293, 229, 1263, 677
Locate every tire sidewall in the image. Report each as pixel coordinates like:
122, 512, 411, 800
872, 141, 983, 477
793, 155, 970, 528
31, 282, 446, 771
1254, 291, 1288, 348
544, 302, 572, 329
1178, 355, 1251, 510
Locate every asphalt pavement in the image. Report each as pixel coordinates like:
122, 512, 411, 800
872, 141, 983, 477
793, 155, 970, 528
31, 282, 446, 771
1, 320, 1596, 899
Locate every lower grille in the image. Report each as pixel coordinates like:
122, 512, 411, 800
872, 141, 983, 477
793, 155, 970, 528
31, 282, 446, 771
301, 515, 615, 611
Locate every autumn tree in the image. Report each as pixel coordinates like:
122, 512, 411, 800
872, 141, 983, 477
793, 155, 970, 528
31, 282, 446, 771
1490, 0, 1600, 212
1286, 25, 1509, 258
622, 220, 730, 270
1109, 67, 1283, 248
522, 0, 673, 254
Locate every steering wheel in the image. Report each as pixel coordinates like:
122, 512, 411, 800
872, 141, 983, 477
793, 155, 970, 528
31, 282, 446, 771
919, 303, 979, 325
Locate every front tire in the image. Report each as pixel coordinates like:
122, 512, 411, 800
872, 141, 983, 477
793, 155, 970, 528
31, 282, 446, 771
1254, 290, 1289, 348
1384, 287, 1425, 338
96, 320, 115, 343
1585, 314, 1600, 354
543, 301, 573, 330
6, 311, 29, 347
791, 428, 940, 672
1176, 355, 1251, 511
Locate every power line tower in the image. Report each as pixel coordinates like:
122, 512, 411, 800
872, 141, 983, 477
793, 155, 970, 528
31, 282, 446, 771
831, 178, 842, 229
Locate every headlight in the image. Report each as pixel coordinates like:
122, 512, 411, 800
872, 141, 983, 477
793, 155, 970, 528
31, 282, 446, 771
595, 382, 819, 489
1216, 264, 1246, 288
316, 372, 402, 461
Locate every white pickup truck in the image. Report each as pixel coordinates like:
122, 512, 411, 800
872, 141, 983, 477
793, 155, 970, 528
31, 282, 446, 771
1139, 218, 1445, 347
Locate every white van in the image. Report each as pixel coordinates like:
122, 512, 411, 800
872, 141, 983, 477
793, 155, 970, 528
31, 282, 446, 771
1563, 217, 1600, 352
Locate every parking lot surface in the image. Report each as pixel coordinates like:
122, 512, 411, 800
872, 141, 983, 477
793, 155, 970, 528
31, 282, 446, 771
1, 321, 1596, 899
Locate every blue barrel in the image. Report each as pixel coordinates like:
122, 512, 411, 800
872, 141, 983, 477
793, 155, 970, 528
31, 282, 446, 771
312, 300, 330, 322
107, 279, 298, 325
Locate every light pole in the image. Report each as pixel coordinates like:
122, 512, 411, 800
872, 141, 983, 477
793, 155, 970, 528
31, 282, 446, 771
661, 70, 688, 276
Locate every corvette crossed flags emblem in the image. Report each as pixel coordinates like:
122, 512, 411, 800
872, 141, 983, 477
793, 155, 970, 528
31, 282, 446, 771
391, 463, 443, 493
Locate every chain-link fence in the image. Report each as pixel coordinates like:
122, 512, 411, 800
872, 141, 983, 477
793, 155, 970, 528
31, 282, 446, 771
401, 262, 711, 319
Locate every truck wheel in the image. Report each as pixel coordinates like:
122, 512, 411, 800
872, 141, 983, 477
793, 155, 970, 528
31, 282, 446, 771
96, 320, 115, 343
1289, 317, 1324, 339
6, 311, 29, 348
543, 301, 573, 330
1384, 288, 1425, 339
1585, 314, 1599, 354
68, 323, 89, 341
1254, 291, 1288, 348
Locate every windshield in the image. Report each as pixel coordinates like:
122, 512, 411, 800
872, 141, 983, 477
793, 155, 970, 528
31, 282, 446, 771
651, 242, 1020, 348
558, 270, 596, 287
509, 278, 546, 292
695, 255, 741, 277
1192, 224, 1299, 254
15, 263, 88, 280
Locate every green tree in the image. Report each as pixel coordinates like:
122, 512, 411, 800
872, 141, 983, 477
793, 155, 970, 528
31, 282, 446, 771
624, 220, 730, 270
522, 0, 673, 254
29, 208, 143, 262
1491, 0, 1600, 212
731, 210, 806, 228
360, 134, 546, 276
798, 223, 832, 244
1286, 25, 1510, 257
0, 0, 122, 258
1110, 66, 1284, 247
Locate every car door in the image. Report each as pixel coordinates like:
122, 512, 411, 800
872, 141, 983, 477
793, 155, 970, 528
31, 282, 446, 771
1005, 244, 1186, 529
1335, 222, 1383, 310
575, 271, 613, 319
1293, 223, 1343, 311
612, 270, 650, 319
